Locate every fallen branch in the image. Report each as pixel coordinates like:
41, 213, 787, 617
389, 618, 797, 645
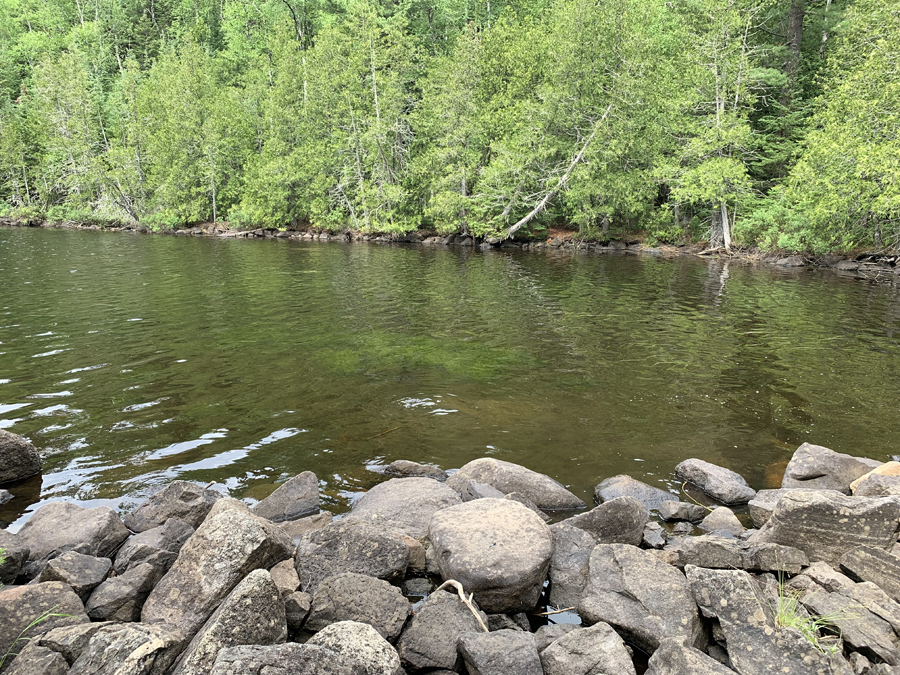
533, 606, 576, 616
435, 579, 489, 632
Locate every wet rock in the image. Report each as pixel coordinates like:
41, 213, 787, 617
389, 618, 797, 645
385, 460, 448, 482
294, 519, 409, 594
548, 522, 595, 608
350, 477, 461, 539
855, 474, 900, 498
113, 518, 194, 575
0, 429, 42, 484
659, 500, 707, 523
643, 521, 667, 549
446, 476, 506, 501
540, 622, 636, 675
252, 471, 319, 522
503, 492, 551, 521
533, 624, 581, 652
269, 558, 300, 596
210, 643, 364, 675
752, 490, 900, 566
38, 551, 111, 601
306, 621, 402, 675
85, 562, 160, 621
670, 521, 693, 535
68, 622, 183, 675
279, 510, 332, 542
18, 501, 130, 567
776, 255, 806, 267
644, 638, 736, 675
124, 480, 221, 532
563, 496, 649, 546
0, 582, 89, 662
0, 529, 28, 583
396, 589, 488, 671
578, 544, 703, 653
852, 462, 900, 493
0, 489, 11, 505
285, 591, 311, 634
698, 506, 744, 537
782, 443, 879, 493
447, 458, 584, 510
458, 630, 541, 675
594, 475, 674, 511
170, 569, 286, 675
34, 622, 110, 665
141, 498, 293, 638
306, 572, 409, 641
4, 642, 68, 675
429, 498, 552, 613
674, 458, 756, 505
841, 546, 900, 600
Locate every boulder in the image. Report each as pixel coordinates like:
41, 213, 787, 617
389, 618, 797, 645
796, 561, 855, 594
67, 623, 183, 675
85, 562, 160, 621
429, 498, 553, 613
113, 518, 194, 575
0, 429, 42, 484
563, 496, 649, 546
782, 443, 879, 493
540, 622, 636, 675
747, 488, 801, 528
350, 477, 461, 539
0, 582, 89, 663
385, 460, 448, 482
306, 621, 402, 675
210, 643, 365, 675
285, 591, 311, 633
674, 458, 756, 505
306, 572, 409, 641
447, 458, 584, 510
841, 546, 900, 600
698, 507, 744, 537
458, 630, 543, 675
252, 471, 319, 522
659, 500, 707, 523
269, 559, 300, 597
674, 535, 808, 574
170, 569, 286, 675
752, 491, 900, 566
0, 529, 28, 583
447, 477, 506, 501
38, 551, 111, 601
33, 622, 110, 665
578, 544, 703, 653
594, 475, 674, 511
533, 624, 581, 653
124, 481, 221, 532
3, 642, 68, 675
293, 519, 409, 594
645, 638, 736, 675
839, 582, 900, 634
279, 510, 332, 542
141, 498, 293, 638
855, 474, 900, 498
396, 589, 488, 671
852, 462, 900, 493
17, 501, 130, 566
503, 492, 551, 521
548, 522, 595, 608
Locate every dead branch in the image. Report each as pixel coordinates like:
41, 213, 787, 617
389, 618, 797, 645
434, 580, 489, 632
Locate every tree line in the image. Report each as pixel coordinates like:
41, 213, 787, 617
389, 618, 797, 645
0, 0, 896, 253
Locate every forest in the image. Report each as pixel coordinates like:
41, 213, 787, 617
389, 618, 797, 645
0, 0, 896, 253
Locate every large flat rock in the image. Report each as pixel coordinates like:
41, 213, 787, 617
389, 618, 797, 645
17, 501, 130, 565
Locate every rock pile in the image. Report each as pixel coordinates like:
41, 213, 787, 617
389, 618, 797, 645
2, 441, 900, 674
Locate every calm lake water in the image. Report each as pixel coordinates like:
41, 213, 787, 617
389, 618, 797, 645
2, 227, 899, 529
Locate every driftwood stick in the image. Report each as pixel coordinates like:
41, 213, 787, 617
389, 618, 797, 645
434, 580, 489, 632
533, 606, 576, 616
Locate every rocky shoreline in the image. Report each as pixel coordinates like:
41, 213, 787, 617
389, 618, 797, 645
2, 217, 898, 280
2, 430, 900, 674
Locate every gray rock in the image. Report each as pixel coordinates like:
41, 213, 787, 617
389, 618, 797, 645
0, 429, 42, 484
0, 490, 11, 505
113, 518, 194, 575
141, 498, 293, 639
396, 589, 488, 671
4, 642, 68, 675
458, 629, 542, 675
68, 622, 183, 675
840, 582, 900, 634
645, 638, 737, 675
38, 551, 111, 601
350, 477, 461, 539
594, 475, 674, 511
698, 507, 744, 536
753, 491, 900, 566
285, 590, 311, 633
563, 496, 649, 546
85, 562, 160, 621
429, 498, 552, 613
385, 460, 448, 482
856, 474, 900, 497
447, 458, 584, 510
776, 255, 806, 267
533, 624, 581, 652
17, 501, 130, 565
849, 653, 872, 675
659, 500, 707, 523
841, 546, 900, 600
503, 492, 551, 521
578, 544, 703, 653
782, 443, 878, 493
210, 643, 365, 675
674, 459, 756, 505
279, 510, 332, 543
540, 622, 636, 675
306, 621, 402, 675
643, 522, 667, 549
294, 519, 409, 594
747, 488, 803, 528
401, 577, 433, 597
446, 476, 506, 501
687, 565, 852, 675
306, 572, 409, 641
269, 558, 300, 596
124, 481, 221, 532
798, 561, 855, 593
548, 522, 595, 608
487, 613, 525, 631
170, 569, 286, 675
0, 529, 28, 584
33, 622, 110, 665
252, 471, 319, 522
0, 582, 89, 662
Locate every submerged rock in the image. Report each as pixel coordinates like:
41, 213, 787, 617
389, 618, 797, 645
350, 477, 461, 539
447, 458, 584, 510
384, 460, 448, 481
674, 458, 756, 505
252, 471, 319, 522
124, 481, 221, 532
0, 429, 42, 484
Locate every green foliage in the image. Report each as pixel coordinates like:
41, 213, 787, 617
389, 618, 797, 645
773, 577, 845, 655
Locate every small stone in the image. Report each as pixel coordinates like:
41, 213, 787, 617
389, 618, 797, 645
0, 489, 12, 505
252, 471, 320, 523
285, 591, 312, 634
698, 506, 744, 537
642, 522, 666, 549
269, 559, 300, 597
124, 480, 221, 532
401, 578, 433, 597
658, 500, 707, 523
